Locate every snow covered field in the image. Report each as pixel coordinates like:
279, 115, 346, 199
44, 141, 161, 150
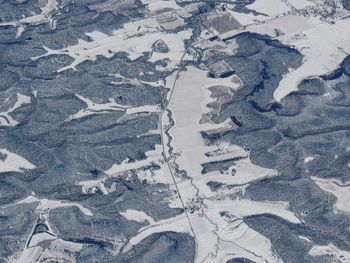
2, 0, 350, 262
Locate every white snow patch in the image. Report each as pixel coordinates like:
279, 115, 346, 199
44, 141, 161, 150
78, 144, 176, 194
67, 94, 160, 122
0, 149, 36, 172
312, 177, 350, 214
309, 243, 350, 261
125, 104, 160, 115
0, 0, 58, 32
28, 233, 57, 248
160, 66, 298, 262
67, 94, 126, 120
224, 0, 291, 27
287, 0, 317, 9
207, 199, 301, 224
141, 0, 199, 30
298, 235, 311, 242
0, 93, 31, 127
32, 20, 192, 72
12, 237, 83, 263
119, 209, 155, 224
168, 66, 240, 184
274, 17, 350, 100
219, 13, 350, 101
247, 0, 291, 17
304, 156, 315, 163
17, 195, 93, 216
122, 213, 192, 253
123, 197, 297, 262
